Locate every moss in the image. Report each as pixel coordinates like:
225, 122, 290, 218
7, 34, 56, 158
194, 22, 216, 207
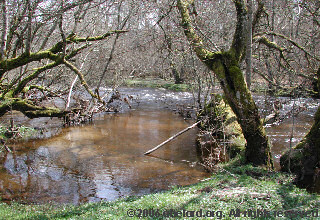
197, 95, 246, 163
0, 50, 59, 75
0, 98, 67, 119
212, 53, 272, 167
162, 83, 190, 92
2, 90, 13, 99
280, 148, 304, 173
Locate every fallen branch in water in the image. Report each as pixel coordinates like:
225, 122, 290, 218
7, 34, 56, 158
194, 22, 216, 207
144, 121, 201, 155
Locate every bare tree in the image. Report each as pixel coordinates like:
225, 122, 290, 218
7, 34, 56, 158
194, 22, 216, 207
0, 0, 127, 118
177, 0, 273, 167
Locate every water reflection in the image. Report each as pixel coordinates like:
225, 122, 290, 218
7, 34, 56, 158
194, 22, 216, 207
0, 109, 209, 204
1, 88, 319, 204
267, 114, 314, 170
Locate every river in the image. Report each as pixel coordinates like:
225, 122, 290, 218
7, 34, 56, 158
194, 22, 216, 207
0, 88, 318, 204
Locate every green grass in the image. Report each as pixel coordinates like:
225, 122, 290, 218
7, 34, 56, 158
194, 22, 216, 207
0, 157, 319, 219
124, 77, 192, 92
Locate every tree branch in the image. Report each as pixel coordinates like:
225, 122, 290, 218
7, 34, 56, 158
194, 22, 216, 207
258, 32, 320, 61
231, 0, 247, 60
0, 30, 128, 78
39, 20, 58, 51
254, 36, 285, 53
63, 60, 102, 103
177, 0, 215, 66
252, 0, 266, 33
5, 3, 28, 56
5, 43, 90, 98
10, 60, 62, 97
0, 97, 68, 118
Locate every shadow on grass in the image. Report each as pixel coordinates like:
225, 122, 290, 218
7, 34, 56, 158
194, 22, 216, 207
277, 182, 319, 209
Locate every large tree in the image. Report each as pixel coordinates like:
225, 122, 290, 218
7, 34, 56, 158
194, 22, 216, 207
177, 0, 273, 167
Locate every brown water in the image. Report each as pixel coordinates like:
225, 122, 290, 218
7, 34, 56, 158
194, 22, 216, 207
261, 97, 319, 170
267, 115, 314, 170
0, 88, 318, 204
0, 109, 210, 204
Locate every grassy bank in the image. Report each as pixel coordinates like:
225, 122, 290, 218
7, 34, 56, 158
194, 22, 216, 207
0, 158, 319, 220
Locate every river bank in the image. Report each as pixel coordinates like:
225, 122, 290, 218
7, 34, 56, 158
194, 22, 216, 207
0, 158, 319, 219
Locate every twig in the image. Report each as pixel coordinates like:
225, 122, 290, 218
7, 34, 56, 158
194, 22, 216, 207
0, 139, 11, 153
144, 121, 201, 155
4, 144, 11, 153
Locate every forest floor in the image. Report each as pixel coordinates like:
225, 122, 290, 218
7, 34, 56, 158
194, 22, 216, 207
0, 157, 319, 220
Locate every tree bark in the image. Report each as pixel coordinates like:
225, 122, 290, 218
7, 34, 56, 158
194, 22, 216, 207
177, 0, 273, 167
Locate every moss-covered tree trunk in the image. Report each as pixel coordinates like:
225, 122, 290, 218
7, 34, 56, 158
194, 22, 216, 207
207, 52, 272, 167
280, 67, 320, 192
178, 0, 273, 167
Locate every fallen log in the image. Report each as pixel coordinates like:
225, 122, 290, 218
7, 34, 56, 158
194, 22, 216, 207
144, 121, 201, 155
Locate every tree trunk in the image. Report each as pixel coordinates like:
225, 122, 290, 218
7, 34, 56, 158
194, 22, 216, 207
0, 0, 7, 59
211, 52, 272, 167
280, 67, 320, 192
177, 0, 273, 168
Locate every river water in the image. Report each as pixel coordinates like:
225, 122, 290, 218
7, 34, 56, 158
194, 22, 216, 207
0, 88, 318, 204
